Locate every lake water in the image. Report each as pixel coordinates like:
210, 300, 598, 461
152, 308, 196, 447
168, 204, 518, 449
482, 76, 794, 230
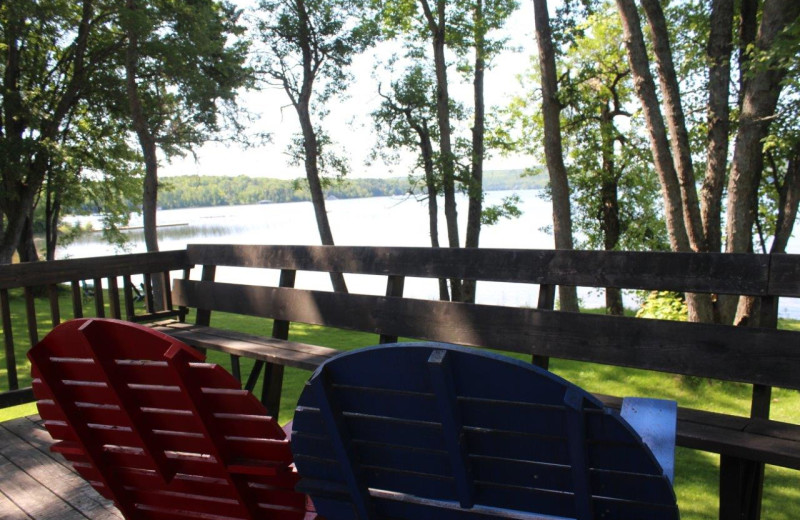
60, 190, 799, 318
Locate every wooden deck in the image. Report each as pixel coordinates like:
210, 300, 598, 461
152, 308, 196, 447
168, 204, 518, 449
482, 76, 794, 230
0, 415, 121, 520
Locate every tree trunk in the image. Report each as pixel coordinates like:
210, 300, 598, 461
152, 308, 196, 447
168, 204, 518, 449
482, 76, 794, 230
45, 170, 61, 262
738, 0, 759, 106
290, 0, 347, 294
0, 199, 30, 264
616, 0, 712, 322
701, 0, 734, 254
126, 0, 166, 309
641, 0, 706, 252
420, 0, 462, 301
727, 0, 799, 325
17, 214, 39, 263
600, 104, 623, 316
725, 0, 800, 255
462, 0, 486, 304
532, 0, 579, 312
415, 120, 450, 301
296, 103, 348, 293
770, 144, 800, 255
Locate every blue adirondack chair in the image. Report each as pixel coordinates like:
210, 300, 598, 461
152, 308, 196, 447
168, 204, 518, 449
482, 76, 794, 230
291, 343, 679, 520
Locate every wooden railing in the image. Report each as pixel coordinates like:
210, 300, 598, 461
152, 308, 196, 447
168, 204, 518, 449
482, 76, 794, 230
0, 250, 193, 408
1, 244, 798, 519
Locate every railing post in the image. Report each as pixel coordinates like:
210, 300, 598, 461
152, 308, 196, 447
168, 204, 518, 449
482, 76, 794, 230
107, 277, 121, 319
261, 269, 296, 417
70, 281, 83, 319
23, 287, 38, 347
47, 284, 61, 326
379, 275, 405, 344
92, 278, 105, 317
532, 283, 556, 370
1, 289, 18, 391
123, 276, 136, 321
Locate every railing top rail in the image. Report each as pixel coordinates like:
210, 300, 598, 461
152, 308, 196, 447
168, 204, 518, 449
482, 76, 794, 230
0, 250, 192, 290
186, 244, 797, 297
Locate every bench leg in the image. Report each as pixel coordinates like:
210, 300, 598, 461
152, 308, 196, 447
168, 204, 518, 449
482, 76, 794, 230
719, 455, 764, 520
261, 362, 285, 419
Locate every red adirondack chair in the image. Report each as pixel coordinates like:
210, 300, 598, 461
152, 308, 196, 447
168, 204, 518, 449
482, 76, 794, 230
29, 318, 316, 520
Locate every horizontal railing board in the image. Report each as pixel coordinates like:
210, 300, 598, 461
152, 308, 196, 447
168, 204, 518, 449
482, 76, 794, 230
0, 250, 192, 290
0, 387, 35, 409
186, 244, 773, 295
769, 254, 800, 297
173, 279, 800, 389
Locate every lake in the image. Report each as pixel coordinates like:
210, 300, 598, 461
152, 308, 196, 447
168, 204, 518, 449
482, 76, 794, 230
60, 190, 799, 318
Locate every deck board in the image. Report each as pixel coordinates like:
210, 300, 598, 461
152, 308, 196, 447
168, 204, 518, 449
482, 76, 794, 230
0, 415, 121, 520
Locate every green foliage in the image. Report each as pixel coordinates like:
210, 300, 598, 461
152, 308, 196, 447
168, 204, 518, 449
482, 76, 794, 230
156, 175, 409, 208
481, 194, 522, 225
635, 291, 689, 321
122, 0, 251, 157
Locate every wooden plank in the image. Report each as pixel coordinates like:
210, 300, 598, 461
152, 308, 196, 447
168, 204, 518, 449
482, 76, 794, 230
3, 416, 77, 473
768, 253, 800, 297
122, 276, 135, 321
47, 284, 60, 326
0, 387, 34, 409
142, 273, 155, 314
70, 281, 83, 319
194, 265, 216, 327
92, 278, 105, 318
260, 268, 295, 413
379, 274, 405, 344
107, 277, 121, 319
152, 322, 337, 371
173, 280, 800, 389
0, 452, 87, 520
23, 287, 38, 346
1, 289, 18, 391
186, 244, 771, 295
597, 395, 800, 469
0, 250, 191, 290
0, 420, 121, 519
0, 485, 28, 519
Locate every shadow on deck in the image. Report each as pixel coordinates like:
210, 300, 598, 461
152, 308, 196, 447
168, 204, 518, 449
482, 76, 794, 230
0, 415, 121, 519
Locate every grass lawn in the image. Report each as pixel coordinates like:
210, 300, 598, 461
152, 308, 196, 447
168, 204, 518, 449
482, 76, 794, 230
1, 287, 798, 519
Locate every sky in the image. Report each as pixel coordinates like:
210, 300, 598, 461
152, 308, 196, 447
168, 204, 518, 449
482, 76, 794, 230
160, 1, 538, 180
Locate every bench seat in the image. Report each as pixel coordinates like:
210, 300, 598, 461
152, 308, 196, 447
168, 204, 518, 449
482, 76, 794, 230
150, 320, 338, 371
598, 395, 800, 470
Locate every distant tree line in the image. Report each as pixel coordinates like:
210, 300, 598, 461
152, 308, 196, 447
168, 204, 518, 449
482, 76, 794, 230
150, 170, 546, 210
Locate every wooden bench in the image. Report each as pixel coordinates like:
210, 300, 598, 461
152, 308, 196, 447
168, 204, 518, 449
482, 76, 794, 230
152, 244, 799, 520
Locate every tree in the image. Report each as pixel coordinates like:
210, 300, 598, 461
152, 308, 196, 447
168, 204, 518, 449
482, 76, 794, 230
616, 0, 800, 324
506, 1, 665, 315
372, 65, 450, 301
378, 0, 517, 302
0, 0, 106, 264
256, 0, 377, 293
121, 0, 250, 256
459, 0, 517, 302
560, 5, 666, 314
532, 0, 580, 312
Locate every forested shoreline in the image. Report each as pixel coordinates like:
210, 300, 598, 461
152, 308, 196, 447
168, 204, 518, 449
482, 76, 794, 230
155, 170, 545, 210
